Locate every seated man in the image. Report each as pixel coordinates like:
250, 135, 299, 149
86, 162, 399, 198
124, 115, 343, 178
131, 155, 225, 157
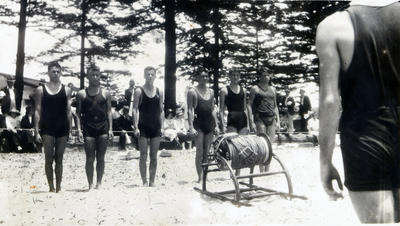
1, 108, 22, 152
118, 106, 137, 150
163, 108, 194, 150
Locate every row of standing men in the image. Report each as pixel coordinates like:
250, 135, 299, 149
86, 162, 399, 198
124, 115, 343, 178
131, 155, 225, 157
31, 61, 311, 192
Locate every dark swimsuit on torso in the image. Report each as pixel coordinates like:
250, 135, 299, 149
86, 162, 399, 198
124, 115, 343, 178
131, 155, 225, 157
339, 4, 400, 191
40, 84, 69, 138
81, 89, 109, 137
138, 87, 161, 138
252, 85, 276, 126
225, 86, 247, 130
193, 88, 215, 134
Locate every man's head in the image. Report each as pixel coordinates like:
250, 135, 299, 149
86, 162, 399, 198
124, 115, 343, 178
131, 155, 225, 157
47, 61, 62, 83
9, 108, 20, 118
87, 64, 101, 87
165, 108, 175, 119
144, 66, 156, 84
7, 76, 15, 88
25, 105, 33, 116
300, 89, 305, 96
229, 69, 240, 84
258, 67, 272, 84
129, 78, 135, 89
197, 71, 208, 84
122, 106, 129, 116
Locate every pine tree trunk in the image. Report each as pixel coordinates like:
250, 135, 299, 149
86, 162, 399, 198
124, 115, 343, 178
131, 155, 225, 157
80, 1, 87, 89
212, 7, 220, 103
164, 0, 177, 111
15, 0, 28, 111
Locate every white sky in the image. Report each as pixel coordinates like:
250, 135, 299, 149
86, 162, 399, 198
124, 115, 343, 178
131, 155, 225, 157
0, 23, 169, 89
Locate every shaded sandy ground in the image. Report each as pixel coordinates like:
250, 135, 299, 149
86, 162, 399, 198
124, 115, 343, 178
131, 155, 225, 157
0, 142, 360, 225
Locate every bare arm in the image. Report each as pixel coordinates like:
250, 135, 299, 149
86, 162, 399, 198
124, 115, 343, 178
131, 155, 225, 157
316, 16, 343, 198
243, 90, 250, 129
247, 86, 257, 130
33, 86, 43, 142
211, 91, 219, 133
219, 87, 227, 132
105, 90, 113, 138
65, 87, 73, 136
75, 90, 84, 140
132, 87, 142, 133
159, 89, 164, 132
187, 88, 196, 132
273, 87, 280, 126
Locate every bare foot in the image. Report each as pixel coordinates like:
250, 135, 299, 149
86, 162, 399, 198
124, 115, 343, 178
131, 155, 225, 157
149, 182, 155, 187
49, 188, 55, 193
95, 183, 101, 190
56, 187, 61, 193
143, 181, 148, 187
88, 184, 94, 191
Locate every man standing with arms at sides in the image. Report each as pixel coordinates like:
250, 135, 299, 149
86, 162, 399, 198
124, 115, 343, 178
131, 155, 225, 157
298, 89, 311, 132
187, 71, 219, 182
317, 0, 400, 223
125, 78, 135, 115
133, 66, 163, 187
34, 61, 73, 193
76, 64, 113, 190
1, 76, 18, 115
247, 68, 279, 172
219, 69, 249, 135
283, 88, 295, 133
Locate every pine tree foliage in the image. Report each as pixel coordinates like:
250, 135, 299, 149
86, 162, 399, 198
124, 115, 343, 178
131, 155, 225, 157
176, 1, 349, 92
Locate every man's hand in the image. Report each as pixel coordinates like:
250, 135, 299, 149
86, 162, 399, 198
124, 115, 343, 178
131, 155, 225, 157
77, 130, 84, 143
35, 133, 42, 144
250, 122, 256, 133
108, 130, 113, 141
188, 127, 197, 136
215, 126, 220, 135
221, 126, 226, 134
320, 163, 344, 200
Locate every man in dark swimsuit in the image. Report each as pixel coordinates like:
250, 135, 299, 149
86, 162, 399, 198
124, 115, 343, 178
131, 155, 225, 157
34, 61, 72, 193
317, 0, 400, 223
219, 69, 249, 135
187, 71, 219, 182
76, 65, 113, 190
133, 66, 164, 187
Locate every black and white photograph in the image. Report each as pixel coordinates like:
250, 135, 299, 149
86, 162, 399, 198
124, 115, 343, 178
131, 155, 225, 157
1, 0, 400, 225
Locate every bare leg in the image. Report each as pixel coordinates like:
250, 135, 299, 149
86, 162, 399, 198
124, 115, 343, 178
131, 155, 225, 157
54, 136, 67, 193
95, 134, 108, 189
43, 135, 55, 192
238, 127, 249, 135
195, 132, 205, 182
266, 120, 276, 143
287, 114, 294, 132
349, 190, 396, 223
202, 132, 214, 165
256, 122, 267, 172
138, 136, 148, 185
236, 126, 249, 176
149, 137, 161, 187
226, 126, 238, 134
84, 137, 96, 190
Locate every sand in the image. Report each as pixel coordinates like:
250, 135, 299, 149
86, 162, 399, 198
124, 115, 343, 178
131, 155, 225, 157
0, 143, 360, 225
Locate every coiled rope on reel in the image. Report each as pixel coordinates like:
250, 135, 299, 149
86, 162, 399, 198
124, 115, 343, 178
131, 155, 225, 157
211, 133, 273, 170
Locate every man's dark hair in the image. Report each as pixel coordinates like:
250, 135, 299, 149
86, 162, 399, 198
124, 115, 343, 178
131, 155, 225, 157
47, 61, 61, 71
87, 63, 100, 73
